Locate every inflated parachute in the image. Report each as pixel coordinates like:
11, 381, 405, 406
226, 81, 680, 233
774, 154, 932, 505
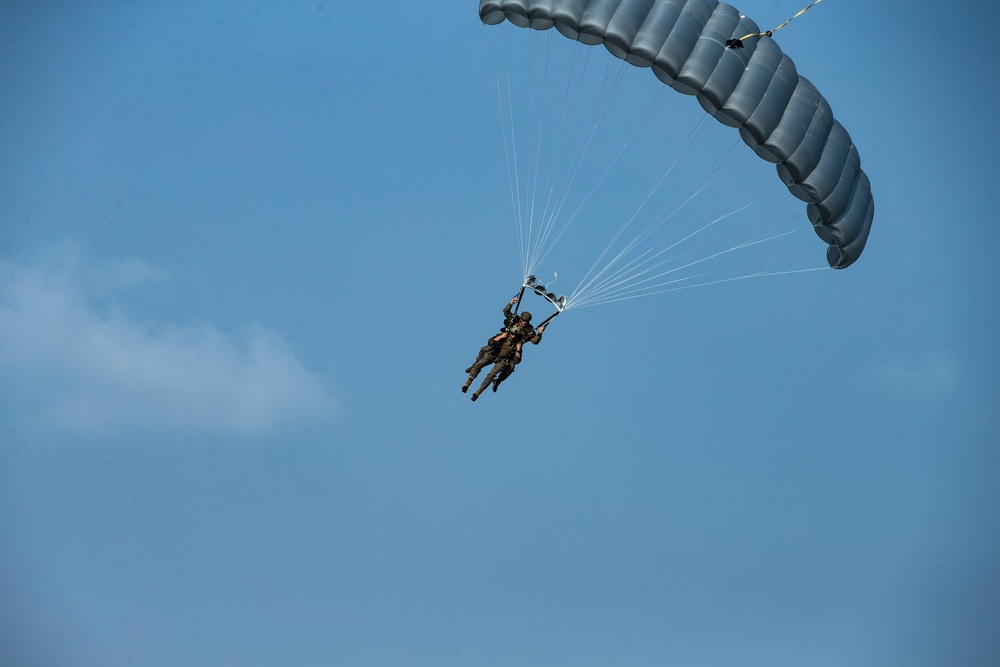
479, 0, 873, 268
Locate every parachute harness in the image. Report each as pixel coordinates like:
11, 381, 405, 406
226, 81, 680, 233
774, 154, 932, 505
726, 0, 824, 49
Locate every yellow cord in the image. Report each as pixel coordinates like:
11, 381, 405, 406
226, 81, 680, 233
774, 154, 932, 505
726, 0, 825, 48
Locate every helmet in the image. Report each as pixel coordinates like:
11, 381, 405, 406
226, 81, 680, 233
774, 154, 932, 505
519, 312, 532, 322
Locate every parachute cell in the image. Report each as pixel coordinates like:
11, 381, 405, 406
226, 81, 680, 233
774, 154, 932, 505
480, 0, 873, 268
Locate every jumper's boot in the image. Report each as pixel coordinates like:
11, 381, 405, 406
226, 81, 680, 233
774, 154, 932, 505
474, 378, 492, 400
493, 367, 513, 392
462, 376, 473, 393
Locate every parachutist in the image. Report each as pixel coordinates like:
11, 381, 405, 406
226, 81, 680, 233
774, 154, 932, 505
467, 332, 543, 401
464, 296, 533, 377
463, 296, 545, 400
463, 296, 520, 386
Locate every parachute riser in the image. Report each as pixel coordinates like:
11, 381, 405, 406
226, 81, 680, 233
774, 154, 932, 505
537, 311, 560, 330
512, 283, 528, 316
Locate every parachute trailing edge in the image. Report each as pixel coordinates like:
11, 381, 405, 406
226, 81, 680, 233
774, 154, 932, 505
480, 0, 873, 269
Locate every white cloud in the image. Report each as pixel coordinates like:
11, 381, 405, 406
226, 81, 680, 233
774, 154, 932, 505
0, 247, 337, 439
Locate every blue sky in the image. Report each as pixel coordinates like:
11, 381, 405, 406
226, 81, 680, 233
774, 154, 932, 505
1, 1, 998, 665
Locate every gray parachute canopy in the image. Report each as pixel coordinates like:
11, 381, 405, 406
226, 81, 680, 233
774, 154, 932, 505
480, 0, 873, 269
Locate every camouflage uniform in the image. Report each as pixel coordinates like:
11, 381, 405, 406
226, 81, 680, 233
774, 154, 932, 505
478, 348, 519, 394
481, 312, 543, 394
464, 301, 527, 373
464, 302, 543, 400
490, 353, 519, 391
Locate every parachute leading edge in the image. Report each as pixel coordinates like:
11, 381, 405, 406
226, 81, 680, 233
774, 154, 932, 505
479, 0, 874, 269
